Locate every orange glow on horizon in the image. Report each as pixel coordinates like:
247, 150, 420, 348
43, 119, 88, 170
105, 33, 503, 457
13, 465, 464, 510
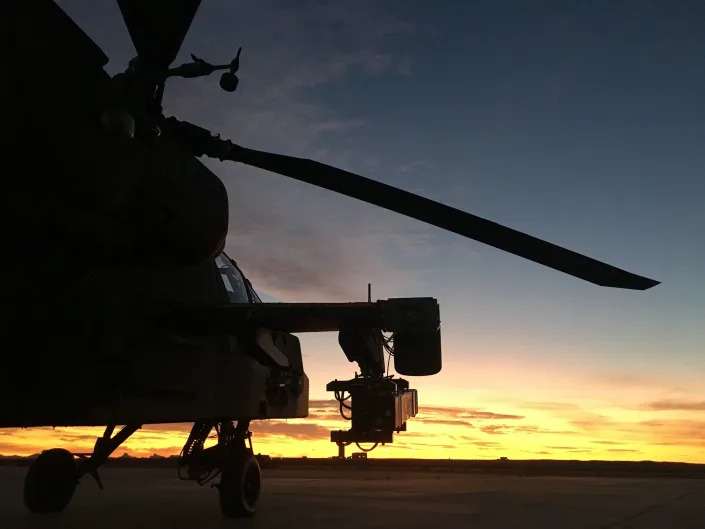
2, 396, 703, 464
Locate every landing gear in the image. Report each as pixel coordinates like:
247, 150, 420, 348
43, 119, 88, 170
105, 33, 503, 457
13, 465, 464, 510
23, 420, 260, 518
23, 423, 141, 514
23, 448, 78, 513
218, 448, 261, 517
178, 419, 261, 518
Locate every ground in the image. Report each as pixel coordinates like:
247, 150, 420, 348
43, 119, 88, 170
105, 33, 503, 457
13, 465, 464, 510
1, 467, 703, 528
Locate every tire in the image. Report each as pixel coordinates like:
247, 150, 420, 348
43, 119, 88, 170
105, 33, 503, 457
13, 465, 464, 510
218, 450, 261, 518
24, 448, 78, 513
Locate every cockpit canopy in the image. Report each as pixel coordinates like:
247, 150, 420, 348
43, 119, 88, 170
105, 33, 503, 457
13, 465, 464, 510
215, 253, 261, 304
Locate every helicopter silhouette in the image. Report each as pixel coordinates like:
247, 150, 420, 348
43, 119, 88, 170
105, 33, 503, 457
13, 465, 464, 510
3, 0, 658, 518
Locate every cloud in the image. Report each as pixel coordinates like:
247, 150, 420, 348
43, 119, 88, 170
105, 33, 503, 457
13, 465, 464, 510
436, 421, 580, 437
307, 411, 348, 422
583, 371, 680, 391
417, 419, 474, 428
419, 406, 524, 421
310, 119, 366, 134
570, 413, 619, 432
396, 56, 413, 76
309, 400, 521, 432
472, 441, 503, 448
0, 443, 37, 456
0, 430, 35, 439
519, 401, 581, 411
149, 4, 434, 303
309, 399, 338, 408
480, 425, 508, 435
56, 434, 110, 443
391, 432, 465, 450
271, 403, 526, 444
397, 160, 431, 174
637, 419, 705, 445
306, 401, 350, 422
136, 424, 194, 434
227, 233, 360, 299
249, 421, 330, 441
0, 419, 338, 456
161, 2, 417, 151
643, 400, 705, 411
214, 166, 436, 302
511, 425, 580, 436
566, 413, 705, 449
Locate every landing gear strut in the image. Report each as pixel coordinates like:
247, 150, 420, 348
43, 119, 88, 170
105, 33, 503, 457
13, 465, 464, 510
178, 419, 261, 518
23, 420, 259, 517
23, 423, 141, 513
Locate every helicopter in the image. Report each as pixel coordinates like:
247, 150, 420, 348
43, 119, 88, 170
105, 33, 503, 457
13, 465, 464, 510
3, 0, 659, 519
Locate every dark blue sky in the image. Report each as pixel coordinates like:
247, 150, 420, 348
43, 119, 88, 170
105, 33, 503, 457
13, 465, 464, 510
59, 0, 704, 399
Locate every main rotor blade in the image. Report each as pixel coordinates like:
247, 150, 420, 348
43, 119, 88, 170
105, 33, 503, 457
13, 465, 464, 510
234, 147, 659, 290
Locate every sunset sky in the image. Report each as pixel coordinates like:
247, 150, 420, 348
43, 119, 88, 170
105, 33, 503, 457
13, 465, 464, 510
4, 0, 703, 463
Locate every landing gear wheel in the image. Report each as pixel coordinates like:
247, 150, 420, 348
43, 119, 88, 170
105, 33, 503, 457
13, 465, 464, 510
218, 450, 261, 518
23, 448, 78, 513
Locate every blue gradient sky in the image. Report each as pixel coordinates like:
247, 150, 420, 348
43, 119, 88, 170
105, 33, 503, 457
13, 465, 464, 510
42, 0, 705, 461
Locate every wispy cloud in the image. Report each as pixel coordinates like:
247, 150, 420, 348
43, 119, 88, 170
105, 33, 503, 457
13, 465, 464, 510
519, 401, 582, 411
249, 421, 330, 441
310, 119, 367, 134
565, 412, 705, 449
570, 412, 620, 432
419, 405, 524, 420
480, 425, 508, 435
643, 399, 705, 411
144, 2, 432, 302
419, 419, 475, 428
583, 371, 687, 392
638, 419, 705, 445
397, 160, 431, 174
472, 441, 503, 448
512, 425, 580, 436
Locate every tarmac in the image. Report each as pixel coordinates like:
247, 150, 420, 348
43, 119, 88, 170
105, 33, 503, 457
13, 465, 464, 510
1, 466, 703, 529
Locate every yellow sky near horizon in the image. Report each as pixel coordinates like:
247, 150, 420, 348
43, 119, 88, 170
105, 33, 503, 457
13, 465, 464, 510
2, 393, 702, 463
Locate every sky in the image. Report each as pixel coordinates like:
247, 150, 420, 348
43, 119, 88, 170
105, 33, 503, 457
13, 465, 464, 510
4, 0, 703, 463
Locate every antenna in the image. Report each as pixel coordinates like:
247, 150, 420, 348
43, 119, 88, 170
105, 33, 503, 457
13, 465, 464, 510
367, 283, 372, 303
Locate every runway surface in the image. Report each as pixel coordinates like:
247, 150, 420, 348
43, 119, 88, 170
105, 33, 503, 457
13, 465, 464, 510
1, 467, 703, 529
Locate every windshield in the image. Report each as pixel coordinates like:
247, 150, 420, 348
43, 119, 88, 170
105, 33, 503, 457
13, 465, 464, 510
214, 253, 250, 303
